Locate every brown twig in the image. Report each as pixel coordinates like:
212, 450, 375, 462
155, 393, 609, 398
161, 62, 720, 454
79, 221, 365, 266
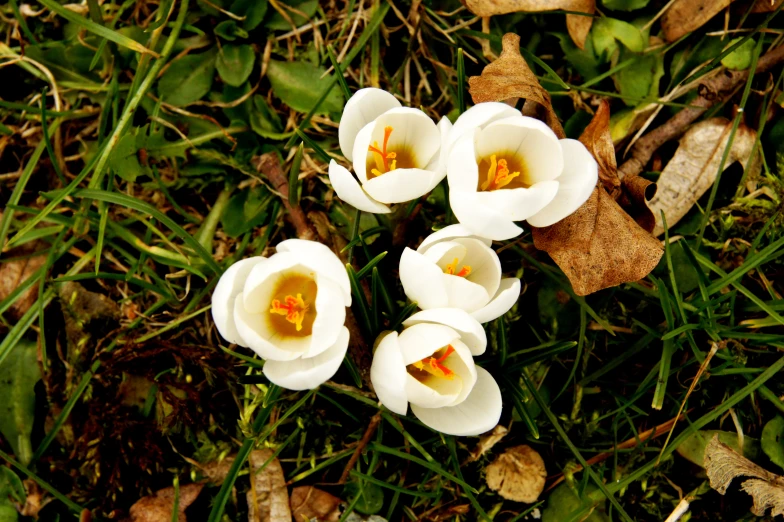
618, 43, 784, 180
253, 152, 316, 241
339, 411, 382, 484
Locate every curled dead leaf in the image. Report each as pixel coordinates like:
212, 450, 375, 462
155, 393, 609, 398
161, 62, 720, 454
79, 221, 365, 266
704, 435, 784, 517
661, 0, 733, 42
648, 117, 759, 236
247, 449, 291, 522
469, 33, 565, 138
128, 483, 203, 522
464, 0, 595, 50
0, 242, 46, 321
290, 486, 341, 522
485, 445, 546, 503
467, 425, 509, 463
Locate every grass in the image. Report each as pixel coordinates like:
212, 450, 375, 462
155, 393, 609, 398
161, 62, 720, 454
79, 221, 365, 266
1, 1, 784, 521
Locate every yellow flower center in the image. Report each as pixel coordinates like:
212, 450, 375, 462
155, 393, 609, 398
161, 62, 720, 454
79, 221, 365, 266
444, 258, 472, 277
407, 345, 456, 382
267, 275, 317, 338
477, 153, 529, 191
367, 126, 417, 178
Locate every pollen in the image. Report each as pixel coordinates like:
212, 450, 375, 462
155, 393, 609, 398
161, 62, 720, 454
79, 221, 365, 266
444, 257, 472, 277
269, 293, 309, 331
481, 154, 521, 191
409, 345, 456, 380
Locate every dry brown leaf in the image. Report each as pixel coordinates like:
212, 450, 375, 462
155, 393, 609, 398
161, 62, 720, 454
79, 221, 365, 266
290, 486, 341, 522
464, 0, 595, 50
128, 484, 203, 522
0, 242, 46, 321
532, 187, 663, 296
648, 117, 759, 236
704, 435, 784, 517
466, 425, 509, 463
485, 445, 546, 503
247, 449, 291, 522
660, 0, 734, 42
469, 33, 565, 138
751, 0, 783, 12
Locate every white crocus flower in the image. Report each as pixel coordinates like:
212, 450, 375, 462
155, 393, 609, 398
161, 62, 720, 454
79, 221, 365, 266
370, 318, 502, 436
399, 224, 521, 323
211, 239, 351, 391
445, 102, 598, 240
328, 88, 452, 213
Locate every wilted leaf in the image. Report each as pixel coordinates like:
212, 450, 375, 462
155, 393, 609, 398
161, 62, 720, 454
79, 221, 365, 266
247, 449, 291, 522
721, 37, 757, 70
467, 425, 509, 463
660, 0, 733, 42
705, 435, 784, 517
464, 0, 595, 50
266, 60, 344, 114
129, 483, 203, 522
0, 339, 40, 466
677, 430, 759, 468
648, 117, 759, 236
762, 416, 784, 470
542, 483, 609, 522
158, 49, 218, 107
0, 242, 45, 321
469, 33, 565, 138
290, 486, 340, 522
216, 44, 255, 87
485, 445, 546, 503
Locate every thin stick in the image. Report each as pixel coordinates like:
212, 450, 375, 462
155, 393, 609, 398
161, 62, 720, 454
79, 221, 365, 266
253, 153, 316, 241
339, 411, 382, 484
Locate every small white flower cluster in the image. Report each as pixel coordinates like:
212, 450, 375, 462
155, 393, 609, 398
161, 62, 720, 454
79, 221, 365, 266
211, 89, 598, 437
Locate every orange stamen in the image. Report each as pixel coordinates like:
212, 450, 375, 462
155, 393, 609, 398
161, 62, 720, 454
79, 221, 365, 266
481, 154, 521, 191
411, 345, 456, 379
269, 293, 308, 331
368, 126, 397, 176
444, 258, 472, 278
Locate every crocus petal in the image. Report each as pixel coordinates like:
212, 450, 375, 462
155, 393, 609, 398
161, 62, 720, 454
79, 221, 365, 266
470, 278, 521, 323
446, 132, 479, 193
410, 366, 502, 436
403, 308, 487, 356
526, 139, 599, 227
276, 237, 352, 305
305, 275, 347, 358
417, 224, 492, 252
446, 102, 521, 154
445, 340, 478, 405
405, 372, 461, 409
473, 181, 559, 221
362, 168, 438, 204
328, 160, 391, 214
242, 252, 301, 314
420, 240, 467, 269
339, 88, 400, 161
233, 292, 308, 361
397, 323, 461, 364
451, 238, 501, 300
370, 331, 408, 415
436, 115, 453, 170
442, 275, 491, 313
369, 108, 442, 169
352, 122, 376, 183
449, 190, 523, 241
263, 327, 349, 390
399, 248, 449, 309
212, 257, 266, 346
478, 116, 564, 184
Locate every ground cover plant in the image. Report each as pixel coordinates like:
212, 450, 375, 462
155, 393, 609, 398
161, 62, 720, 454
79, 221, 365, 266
2, 0, 784, 520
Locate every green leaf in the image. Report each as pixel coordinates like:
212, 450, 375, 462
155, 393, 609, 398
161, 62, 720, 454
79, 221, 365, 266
249, 95, 292, 139
762, 416, 784, 470
220, 186, 275, 238
616, 49, 663, 105
229, 0, 268, 30
721, 37, 756, 70
109, 125, 152, 182
214, 20, 248, 41
344, 481, 384, 515
601, 0, 650, 10
266, 60, 344, 114
556, 33, 600, 80
676, 430, 760, 468
592, 17, 645, 61
265, 0, 318, 30
216, 44, 255, 87
158, 48, 217, 106
0, 339, 41, 466
543, 483, 609, 522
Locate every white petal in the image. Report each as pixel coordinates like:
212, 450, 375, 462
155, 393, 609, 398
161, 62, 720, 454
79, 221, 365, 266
328, 160, 390, 214
418, 224, 492, 253
446, 132, 479, 193
370, 331, 408, 415
446, 340, 478, 405
263, 327, 349, 390
242, 252, 301, 314
452, 238, 501, 300
404, 308, 487, 356
397, 323, 460, 364
362, 168, 438, 204
411, 366, 502, 436
446, 102, 521, 155
305, 274, 347, 358
526, 139, 599, 228
369, 108, 442, 168
436, 115, 453, 170
473, 181, 559, 221
420, 240, 467, 268
275, 237, 352, 305
470, 278, 521, 323
399, 248, 448, 309
233, 292, 308, 361
478, 116, 563, 184
339, 88, 401, 161
405, 372, 461, 409
442, 274, 491, 313
352, 121, 376, 183
212, 257, 266, 346
449, 190, 523, 241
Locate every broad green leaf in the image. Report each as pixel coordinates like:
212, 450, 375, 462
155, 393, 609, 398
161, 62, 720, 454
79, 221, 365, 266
221, 186, 275, 238
0, 338, 41, 466
249, 95, 292, 139
109, 126, 152, 182
762, 416, 784, 470
602, 0, 650, 10
158, 48, 217, 106
676, 430, 760, 467
721, 37, 756, 70
214, 20, 248, 41
265, 0, 318, 30
343, 481, 384, 515
216, 44, 255, 87
0, 468, 23, 522
543, 483, 609, 522
229, 0, 268, 30
616, 48, 663, 105
266, 60, 344, 114
592, 17, 645, 61
556, 33, 600, 80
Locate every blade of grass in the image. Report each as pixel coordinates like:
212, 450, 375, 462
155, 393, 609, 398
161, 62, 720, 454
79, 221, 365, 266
456, 48, 466, 113
288, 143, 304, 206
0, 449, 83, 513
